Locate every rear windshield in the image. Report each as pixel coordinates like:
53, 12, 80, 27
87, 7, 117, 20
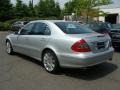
55, 22, 94, 34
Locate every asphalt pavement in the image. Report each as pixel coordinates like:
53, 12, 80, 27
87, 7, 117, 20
0, 31, 120, 90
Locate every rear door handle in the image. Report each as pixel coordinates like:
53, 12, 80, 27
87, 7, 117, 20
40, 38, 46, 41
25, 37, 29, 40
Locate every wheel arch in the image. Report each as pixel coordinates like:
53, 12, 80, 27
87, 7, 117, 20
6, 39, 10, 43
6, 38, 14, 49
41, 47, 59, 62
41, 47, 60, 73
6, 38, 12, 44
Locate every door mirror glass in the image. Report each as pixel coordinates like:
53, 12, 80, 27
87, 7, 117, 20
14, 31, 18, 35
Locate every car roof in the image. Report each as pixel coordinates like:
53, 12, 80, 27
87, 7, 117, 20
30, 20, 73, 23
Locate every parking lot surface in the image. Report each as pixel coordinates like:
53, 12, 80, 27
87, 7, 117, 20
0, 31, 120, 90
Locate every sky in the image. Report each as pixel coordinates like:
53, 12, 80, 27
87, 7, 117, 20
11, 0, 120, 8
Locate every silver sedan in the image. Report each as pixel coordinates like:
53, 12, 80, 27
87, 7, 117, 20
6, 20, 114, 73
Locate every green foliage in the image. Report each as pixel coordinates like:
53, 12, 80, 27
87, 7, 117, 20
64, 0, 112, 16
54, 2, 61, 17
0, 0, 13, 21
3, 22, 11, 30
73, 0, 112, 11
14, 0, 30, 18
0, 21, 11, 31
0, 0, 62, 22
63, 1, 75, 15
63, 0, 112, 22
36, 0, 61, 18
28, 0, 36, 17
0, 22, 4, 31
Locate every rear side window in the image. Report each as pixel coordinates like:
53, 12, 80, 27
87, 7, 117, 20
31, 23, 51, 35
55, 22, 93, 34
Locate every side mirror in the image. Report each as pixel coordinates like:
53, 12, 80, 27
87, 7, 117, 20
14, 31, 18, 35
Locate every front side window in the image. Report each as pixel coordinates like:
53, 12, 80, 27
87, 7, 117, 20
55, 22, 94, 34
20, 23, 34, 35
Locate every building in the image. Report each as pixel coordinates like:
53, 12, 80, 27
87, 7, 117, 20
99, 4, 120, 24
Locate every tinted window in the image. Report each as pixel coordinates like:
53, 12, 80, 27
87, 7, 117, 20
20, 23, 34, 35
98, 23, 110, 29
55, 22, 93, 34
31, 23, 51, 35
23, 21, 29, 25
111, 24, 120, 30
89, 24, 100, 31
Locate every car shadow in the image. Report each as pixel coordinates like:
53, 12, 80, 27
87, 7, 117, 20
15, 53, 118, 81
114, 48, 120, 52
60, 62, 118, 81
15, 53, 43, 67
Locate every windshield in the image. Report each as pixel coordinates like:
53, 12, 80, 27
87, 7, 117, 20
55, 22, 94, 34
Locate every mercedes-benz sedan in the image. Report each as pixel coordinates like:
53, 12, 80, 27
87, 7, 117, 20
6, 20, 114, 73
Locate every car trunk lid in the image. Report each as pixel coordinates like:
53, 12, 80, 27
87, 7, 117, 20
67, 33, 110, 53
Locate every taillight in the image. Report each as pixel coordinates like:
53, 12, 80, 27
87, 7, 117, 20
71, 39, 91, 52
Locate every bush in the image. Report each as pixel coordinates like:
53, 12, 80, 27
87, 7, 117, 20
0, 21, 11, 31
3, 22, 11, 31
0, 22, 5, 31
0, 17, 61, 31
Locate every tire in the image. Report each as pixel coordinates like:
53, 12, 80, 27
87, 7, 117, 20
6, 41, 14, 55
42, 50, 59, 73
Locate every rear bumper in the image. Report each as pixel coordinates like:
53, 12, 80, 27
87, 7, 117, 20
58, 47, 114, 68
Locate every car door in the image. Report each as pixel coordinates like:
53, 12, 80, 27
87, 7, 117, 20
24, 22, 51, 60
15, 23, 34, 55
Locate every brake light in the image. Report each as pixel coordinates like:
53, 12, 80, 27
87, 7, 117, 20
71, 39, 91, 52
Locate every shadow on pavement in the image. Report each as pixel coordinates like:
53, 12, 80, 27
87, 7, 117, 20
61, 62, 118, 80
114, 48, 120, 53
15, 53, 118, 81
15, 53, 43, 67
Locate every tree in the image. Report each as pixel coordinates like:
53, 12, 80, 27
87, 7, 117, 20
74, 0, 112, 14
36, 0, 46, 17
0, 0, 13, 21
55, 2, 61, 17
36, 0, 61, 18
64, 0, 112, 22
14, 0, 29, 18
77, 0, 112, 22
28, 0, 36, 17
63, 1, 75, 15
